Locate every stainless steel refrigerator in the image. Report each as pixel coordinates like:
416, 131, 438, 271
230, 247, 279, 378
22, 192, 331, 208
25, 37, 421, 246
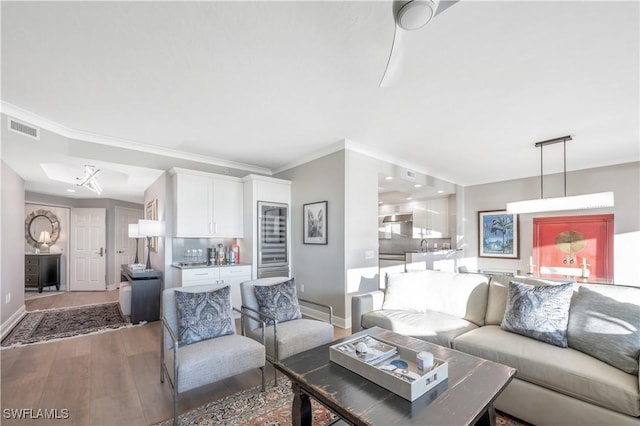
257, 201, 289, 278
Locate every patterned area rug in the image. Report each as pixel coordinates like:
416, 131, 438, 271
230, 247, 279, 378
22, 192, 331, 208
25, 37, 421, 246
155, 377, 530, 426
1, 302, 132, 348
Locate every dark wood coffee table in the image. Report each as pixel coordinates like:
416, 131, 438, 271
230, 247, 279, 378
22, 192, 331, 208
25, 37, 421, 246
274, 327, 516, 426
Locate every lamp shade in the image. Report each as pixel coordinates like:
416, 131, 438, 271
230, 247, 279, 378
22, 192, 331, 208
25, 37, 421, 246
138, 219, 164, 237
128, 224, 141, 238
506, 192, 614, 214
38, 231, 51, 244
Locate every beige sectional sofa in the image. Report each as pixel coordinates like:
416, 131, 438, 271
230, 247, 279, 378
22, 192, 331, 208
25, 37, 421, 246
351, 270, 640, 426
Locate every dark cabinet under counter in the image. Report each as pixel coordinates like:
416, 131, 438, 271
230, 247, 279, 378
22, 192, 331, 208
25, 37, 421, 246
121, 265, 162, 324
25, 254, 61, 293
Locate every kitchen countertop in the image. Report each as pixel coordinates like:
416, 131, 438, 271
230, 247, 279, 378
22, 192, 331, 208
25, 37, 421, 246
171, 262, 251, 270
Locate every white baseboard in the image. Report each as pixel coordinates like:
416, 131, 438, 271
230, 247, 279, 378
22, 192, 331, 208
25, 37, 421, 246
300, 305, 349, 329
1, 305, 26, 340
106, 282, 119, 291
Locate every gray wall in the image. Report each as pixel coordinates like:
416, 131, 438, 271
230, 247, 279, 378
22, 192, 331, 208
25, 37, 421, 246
461, 161, 640, 285
276, 149, 382, 326
276, 151, 347, 320
2, 162, 25, 326
25, 192, 143, 288
144, 172, 173, 288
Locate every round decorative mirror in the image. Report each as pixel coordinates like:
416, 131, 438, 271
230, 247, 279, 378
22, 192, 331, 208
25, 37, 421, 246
25, 209, 60, 248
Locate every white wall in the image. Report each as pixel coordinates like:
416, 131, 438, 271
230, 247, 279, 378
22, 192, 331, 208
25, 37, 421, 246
461, 161, 640, 285
344, 150, 380, 322
1, 161, 26, 330
24, 203, 70, 290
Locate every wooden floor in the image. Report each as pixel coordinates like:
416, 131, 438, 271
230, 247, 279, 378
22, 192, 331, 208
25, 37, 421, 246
1, 291, 351, 425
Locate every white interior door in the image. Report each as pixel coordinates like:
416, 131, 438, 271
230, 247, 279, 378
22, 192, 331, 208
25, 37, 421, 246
114, 207, 143, 286
70, 208, 106, 291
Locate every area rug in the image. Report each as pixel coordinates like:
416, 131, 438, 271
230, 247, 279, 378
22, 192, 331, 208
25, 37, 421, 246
155, 377, 530, 426
1, 302, 134, 349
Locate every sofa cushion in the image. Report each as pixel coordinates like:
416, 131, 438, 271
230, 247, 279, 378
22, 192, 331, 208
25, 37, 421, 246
247, 318, 334, 360
362, 310, 478, 348
486, 275, 572, 325
382, 271, 430, 312
568, 285, 640, 375
453, 325, 640, 417
501, 280, 574, 347
174, 287, 235, 346
254, 278, 302, 325
166, 333, 265, 393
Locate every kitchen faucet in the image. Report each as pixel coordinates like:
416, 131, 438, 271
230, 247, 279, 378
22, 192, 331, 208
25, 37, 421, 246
420, 239, 428, 252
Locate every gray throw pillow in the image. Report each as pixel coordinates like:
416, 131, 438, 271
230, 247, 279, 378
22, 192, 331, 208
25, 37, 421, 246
254, 278, 302, 325
174, 287, 234, 346
568, 286, 640, 374
501, 280, 574, 347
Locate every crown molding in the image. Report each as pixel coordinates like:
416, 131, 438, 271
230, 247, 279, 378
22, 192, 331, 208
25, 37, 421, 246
1, 101, 272, 176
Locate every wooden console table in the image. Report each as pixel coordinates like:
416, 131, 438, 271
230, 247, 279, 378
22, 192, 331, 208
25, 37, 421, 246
121, 265, 162, 324
25, 253, 61, 293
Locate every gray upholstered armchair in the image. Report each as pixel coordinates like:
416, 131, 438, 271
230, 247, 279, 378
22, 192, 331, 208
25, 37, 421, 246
161, 283, 266, 425
240, 277, 334, 383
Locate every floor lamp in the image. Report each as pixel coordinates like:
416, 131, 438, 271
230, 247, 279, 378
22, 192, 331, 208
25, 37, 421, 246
138, 219, 164, 270
128, 224, 142, 264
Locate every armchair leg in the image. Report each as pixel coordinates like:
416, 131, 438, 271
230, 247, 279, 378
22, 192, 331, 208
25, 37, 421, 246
173, 389, 178, 426
260, 366, 265, 392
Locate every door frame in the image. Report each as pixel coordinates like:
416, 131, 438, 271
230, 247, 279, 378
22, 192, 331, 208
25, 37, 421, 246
113, 206, 144, 290
533, 214, 614, 279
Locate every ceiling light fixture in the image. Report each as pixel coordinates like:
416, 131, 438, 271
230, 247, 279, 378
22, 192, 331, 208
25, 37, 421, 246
506, 136, 614, 214
76, 164, 102, 194
397, 0, 439, 31
414, 184, 422, 188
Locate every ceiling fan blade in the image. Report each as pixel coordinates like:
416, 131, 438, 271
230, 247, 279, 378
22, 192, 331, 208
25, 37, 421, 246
378, 23, 398, 87
434, 0, 459, 17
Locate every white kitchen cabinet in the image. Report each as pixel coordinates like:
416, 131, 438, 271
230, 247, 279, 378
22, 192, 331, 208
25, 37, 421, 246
173, 265, 251, 314
173, 173, 212, 237
172, 169, 244, 238
212, 178, 243, 237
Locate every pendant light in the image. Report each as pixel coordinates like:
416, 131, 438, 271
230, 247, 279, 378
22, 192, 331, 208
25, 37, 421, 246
506, 136, 614, 214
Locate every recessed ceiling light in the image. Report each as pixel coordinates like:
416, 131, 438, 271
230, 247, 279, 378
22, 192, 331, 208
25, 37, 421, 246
414, 184, 422, 188
437, 190, 444, 194
378, 201, 383, 205
67, 189, 76, 193
407, 197, 413, 200
385, 176, 393, 180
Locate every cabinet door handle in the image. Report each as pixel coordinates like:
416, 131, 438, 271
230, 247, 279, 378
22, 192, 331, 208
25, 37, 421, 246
194, 273, 208, 276
97, 248, 104, 257
214, 222, 218, 234
209, 222, 213, 234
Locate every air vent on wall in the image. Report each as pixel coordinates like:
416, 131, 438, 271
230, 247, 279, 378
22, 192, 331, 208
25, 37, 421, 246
404, 169, 416, 180
8, 118, 39, 140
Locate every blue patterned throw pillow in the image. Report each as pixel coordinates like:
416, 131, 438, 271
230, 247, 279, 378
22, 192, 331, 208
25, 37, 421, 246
501, 280, 574, 347
254, 278, 302, 325
174, 287, 234, 346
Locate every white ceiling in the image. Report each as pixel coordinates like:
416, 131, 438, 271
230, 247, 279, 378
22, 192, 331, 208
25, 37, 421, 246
1, 1, 638, 203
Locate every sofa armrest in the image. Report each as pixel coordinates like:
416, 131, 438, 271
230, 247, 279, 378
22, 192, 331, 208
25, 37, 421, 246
351, 290, 385, 332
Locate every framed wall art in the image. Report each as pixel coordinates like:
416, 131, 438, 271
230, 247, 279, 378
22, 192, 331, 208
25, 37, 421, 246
146, 199, 158, 252
478, 210, 519, 259
303, 201, 327, 245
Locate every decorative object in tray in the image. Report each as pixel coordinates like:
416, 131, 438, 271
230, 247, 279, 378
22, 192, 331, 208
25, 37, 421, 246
330, 335, 448, 401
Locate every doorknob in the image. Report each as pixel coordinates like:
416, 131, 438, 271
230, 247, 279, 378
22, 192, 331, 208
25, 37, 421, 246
117, 250, 125, 254
98, 247, 104, 257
